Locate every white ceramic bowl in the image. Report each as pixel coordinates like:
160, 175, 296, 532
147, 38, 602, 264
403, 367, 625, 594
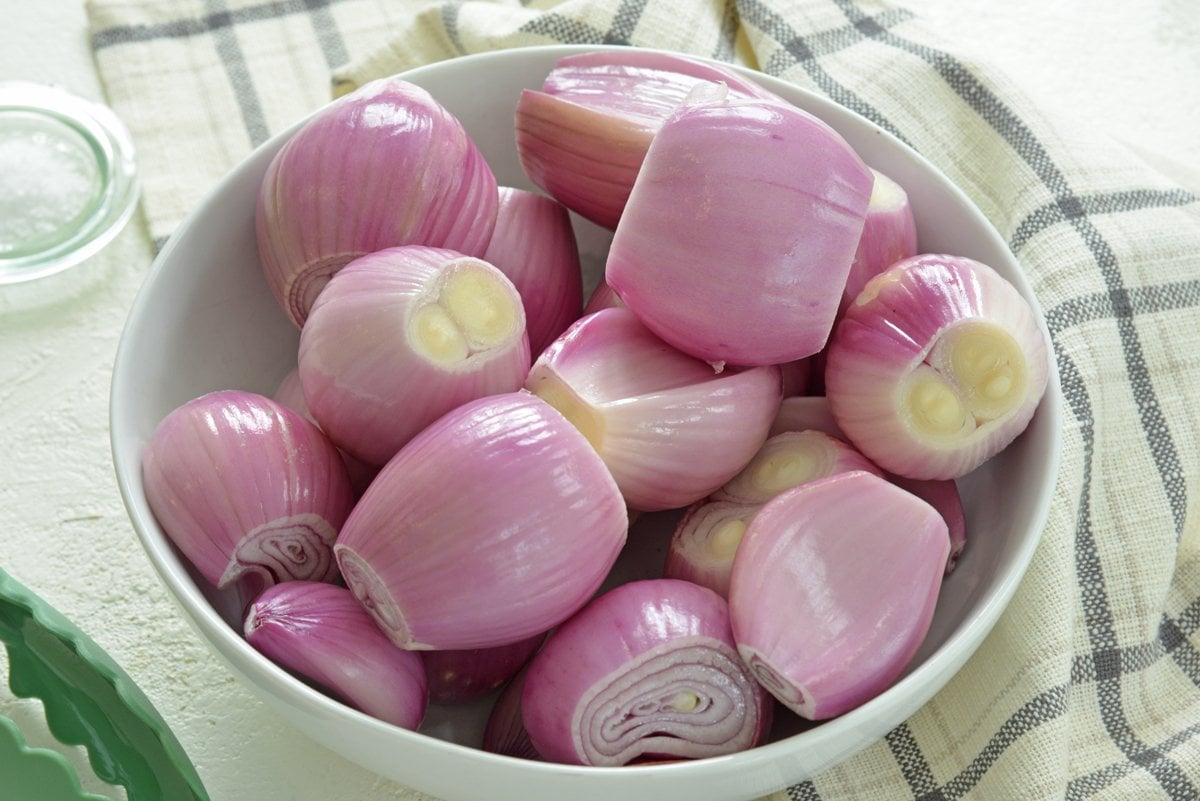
110, 45, 1062, 801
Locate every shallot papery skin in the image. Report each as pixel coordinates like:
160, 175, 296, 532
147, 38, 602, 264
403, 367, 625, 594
663, 500, 760, 598
334, 392, 628, 651
256, 76, 498, 327
515, 51, 780, 230
482, 187, 583, 357
841, 168, 918, 311
298, 245, 531, 467
244, 581, 427, 731
605, 97, 874, 366
825, 253, 1050, 479
142, 390, 354, 594
525, 307, 782, 511
521, 578, 773, 766
422, 632, 545, 705
729, 470, 949, 720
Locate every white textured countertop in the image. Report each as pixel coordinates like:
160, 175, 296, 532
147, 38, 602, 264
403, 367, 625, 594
0, 2, 1196, 800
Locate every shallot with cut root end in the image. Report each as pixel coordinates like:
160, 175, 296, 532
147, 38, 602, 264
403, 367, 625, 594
298, 245, 531, 467
605, 95, 875, 366
521, 579, 773, 766
767, 394, 967, 574
825, 253, 1050, 479
256, 77, 498, 327
663, 500, 759, 598
334, 391, 628, 651
515, 50, 781, 229
729, 470, 949, 720
711, 429, 882, 505
483, 187, 583, 357
142, 390, 354, 597
666, 428, 882, 596
244, 581, 428, 731
524, 306, 782, 511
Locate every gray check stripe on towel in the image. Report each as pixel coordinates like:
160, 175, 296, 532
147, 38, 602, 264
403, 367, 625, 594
85, 0, 1200, 798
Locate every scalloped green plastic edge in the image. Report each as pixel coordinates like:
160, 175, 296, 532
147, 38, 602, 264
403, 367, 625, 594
0, 566, 209, 801
0, 715, 115, 801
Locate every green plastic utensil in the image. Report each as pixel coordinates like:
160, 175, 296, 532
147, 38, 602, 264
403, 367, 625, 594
0, 715, 113, 801
0, 566, 209, 801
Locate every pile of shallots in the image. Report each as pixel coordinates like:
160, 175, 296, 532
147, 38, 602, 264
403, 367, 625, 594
141, 50, 1050, 766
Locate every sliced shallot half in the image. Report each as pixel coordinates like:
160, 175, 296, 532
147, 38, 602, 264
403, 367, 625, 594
334, 392, 628, 651
483, 187, 583, 357
298, 245, 530, 467
516, 50, 780, 229
524, 306, 782, 511
605, 96, 874, 366
256, 77, 497, 327
244, 581, 428, 730
825, 253, 1050, 479
142, 390, 354, 597
729, 470, 949, 720
521, 578, 773, 766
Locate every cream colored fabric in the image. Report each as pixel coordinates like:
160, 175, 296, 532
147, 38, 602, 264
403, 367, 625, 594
85, 1, 1200, 799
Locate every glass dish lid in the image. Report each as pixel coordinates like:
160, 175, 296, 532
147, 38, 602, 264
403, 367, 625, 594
0, 81, 139, 284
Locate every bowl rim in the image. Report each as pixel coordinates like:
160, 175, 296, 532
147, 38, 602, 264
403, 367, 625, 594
109, 42, 1064, 799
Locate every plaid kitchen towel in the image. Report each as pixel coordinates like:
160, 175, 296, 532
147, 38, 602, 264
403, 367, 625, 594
85, 1, 1200, 799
